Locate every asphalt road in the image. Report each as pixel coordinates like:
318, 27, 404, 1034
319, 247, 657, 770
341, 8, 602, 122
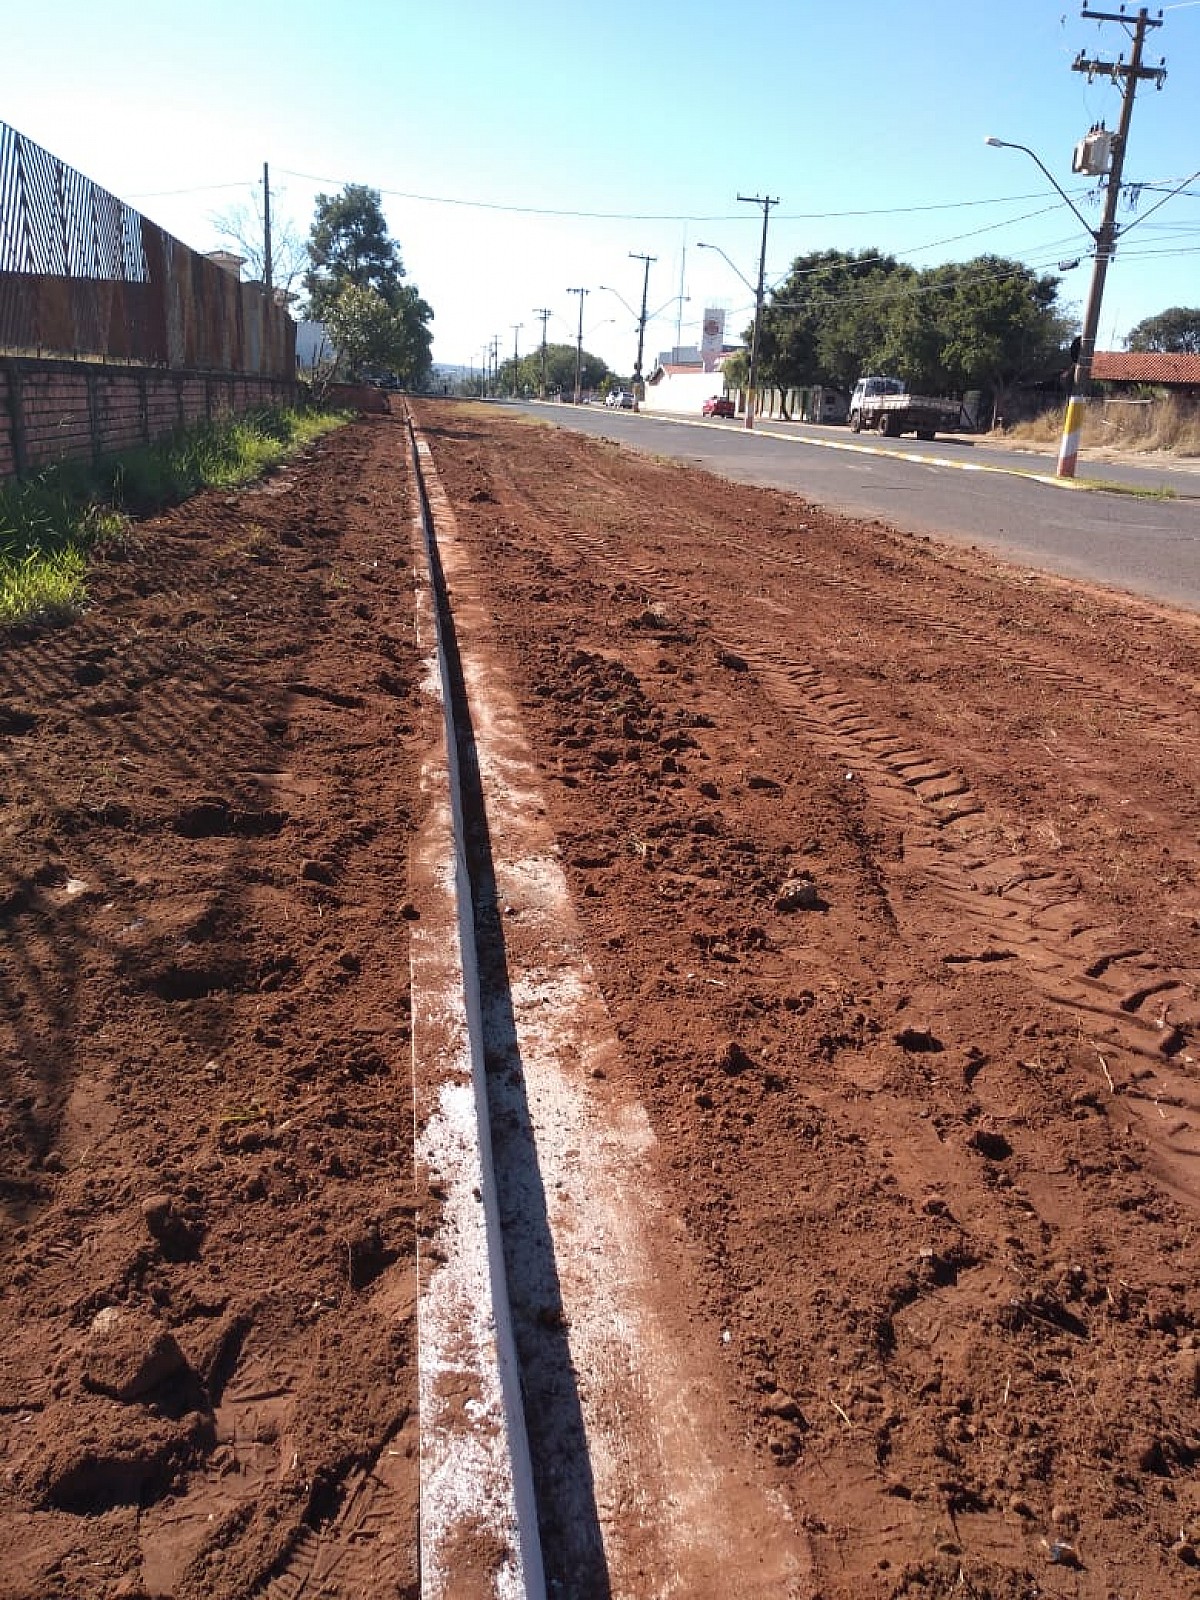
509, 400, 1200, 614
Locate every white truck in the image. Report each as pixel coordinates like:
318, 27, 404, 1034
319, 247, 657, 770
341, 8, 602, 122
847, 376, 962, 440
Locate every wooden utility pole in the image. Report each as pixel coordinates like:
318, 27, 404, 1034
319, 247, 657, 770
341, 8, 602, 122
533, 307, 551, 398
511, 322, 523, 396
262, 161, 273, 295
1057, 6, 1166, 476
568, 287, 588, 405
737, 193, 778, 430
629, 252, 655, 407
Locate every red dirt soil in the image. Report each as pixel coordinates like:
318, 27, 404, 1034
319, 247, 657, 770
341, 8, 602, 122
2, 402, 1199, 1599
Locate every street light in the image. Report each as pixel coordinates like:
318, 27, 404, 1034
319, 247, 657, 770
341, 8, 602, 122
567, 287, 588, 404
988, 131, 1200, 477
985, 133, 1121, 478
598, 284, 636, 317
599, 255, 656, 409
695, 241, 754, 293
597, 284, 638, 380
628, 253, 655, 407
697, 239, 762, 429
984, 137, 1097, 233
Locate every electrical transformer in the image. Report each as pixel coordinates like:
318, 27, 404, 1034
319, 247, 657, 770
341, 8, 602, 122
1072, 125, 1113, 176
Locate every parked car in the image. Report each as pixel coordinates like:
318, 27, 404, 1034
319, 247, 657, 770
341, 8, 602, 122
703, 395, 735, 418
606, 389, 636, 409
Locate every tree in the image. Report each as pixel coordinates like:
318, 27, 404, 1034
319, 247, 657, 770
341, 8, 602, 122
755, 250, 914, 393
496, 342, 610, 397
212, 190, 307, 304
304, 185, 405, 318
1126, 307, 1200, 354
322, 283, 434, 385
753, 247, 1067, 413
304, 185, 434, 387
389, 283, 435, 383
322, 286, 400, 380
929, 257, 1069, 409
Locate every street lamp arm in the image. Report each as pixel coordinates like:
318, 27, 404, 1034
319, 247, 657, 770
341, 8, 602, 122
984, 136, 1098, 239
597, 284, 638, 319
647, 294, 688, 321
696, 241, 757, 295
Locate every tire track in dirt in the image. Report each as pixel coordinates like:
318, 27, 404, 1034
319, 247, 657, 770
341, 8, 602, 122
473, 434, 1200, 1161
744, 649, 1200, 1159
651, 515, 1200, 824
557, 514, 1200, 1204
524, 434, 1199, 755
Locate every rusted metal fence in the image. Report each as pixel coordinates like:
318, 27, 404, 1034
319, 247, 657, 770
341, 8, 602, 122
0, 121, 294, 378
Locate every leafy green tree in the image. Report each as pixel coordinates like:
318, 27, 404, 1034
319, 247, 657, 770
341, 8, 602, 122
305, 185, 405, 317
1126, 307, 1200, 354
304, 185, 433, 386
755, 250, 914, 392
322, 283, 434, 385
321, 286, 399, 379
933, 257, 1066, 389
497, 342, 610, 396
495, 353, 538, 395
818, 258, 918, 388
721, 348, 749, 390
754, 247, 1066, 411
389, 282, 435, 383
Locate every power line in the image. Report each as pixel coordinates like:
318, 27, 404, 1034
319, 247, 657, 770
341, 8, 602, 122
125, 179, 253, 199
127, 166, 1199, 233
273, 166, 1118, 226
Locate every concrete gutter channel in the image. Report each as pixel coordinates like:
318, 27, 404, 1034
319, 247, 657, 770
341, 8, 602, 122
404, 413, 813, 1598
407, 420, 545, 1599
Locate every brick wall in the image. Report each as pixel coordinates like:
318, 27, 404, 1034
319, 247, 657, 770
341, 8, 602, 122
0, 369, 15, 479
0, 357, 300, 481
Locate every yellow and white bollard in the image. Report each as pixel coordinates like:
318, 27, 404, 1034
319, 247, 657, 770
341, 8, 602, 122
1056, 394, 1085, 478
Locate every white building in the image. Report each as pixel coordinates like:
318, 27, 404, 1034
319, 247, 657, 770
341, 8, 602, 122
642, 308, 741, 417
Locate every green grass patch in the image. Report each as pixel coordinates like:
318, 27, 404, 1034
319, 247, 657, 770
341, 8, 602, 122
0, 406, 347, 628
0, 547, 87, 625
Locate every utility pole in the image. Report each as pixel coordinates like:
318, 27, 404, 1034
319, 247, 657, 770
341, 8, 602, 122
533, 307, 551, 399
568, 287, 588, 405
629, 251, 656, 409
262, 161, 273, 296
1058, 5, 1166, 477
737, 193, 778, 430
511, 322, 523, 397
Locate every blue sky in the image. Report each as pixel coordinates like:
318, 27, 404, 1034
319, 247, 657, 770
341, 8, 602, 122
7, 1, 1199, 375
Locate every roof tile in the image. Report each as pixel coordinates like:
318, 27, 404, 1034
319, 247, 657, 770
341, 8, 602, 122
1092, 351, 1200, 385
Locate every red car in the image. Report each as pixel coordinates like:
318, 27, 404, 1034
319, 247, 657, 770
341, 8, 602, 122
703, 395, 735, 418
